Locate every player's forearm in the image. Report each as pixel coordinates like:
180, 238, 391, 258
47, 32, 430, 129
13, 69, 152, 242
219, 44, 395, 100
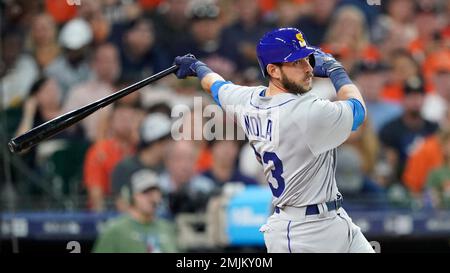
336, 83, 367, 115
337, 84, 367, 130
200, 72, 225, 94
322, 55, 367, 123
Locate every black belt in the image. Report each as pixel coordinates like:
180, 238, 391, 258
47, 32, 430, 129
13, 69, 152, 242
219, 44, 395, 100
275, 197, 343, 216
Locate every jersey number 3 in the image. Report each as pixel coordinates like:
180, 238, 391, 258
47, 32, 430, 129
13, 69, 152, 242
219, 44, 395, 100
262, 152, 285, 197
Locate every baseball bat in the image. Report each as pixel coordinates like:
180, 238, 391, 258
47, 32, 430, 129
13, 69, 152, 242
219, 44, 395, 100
8, 64, 179, 154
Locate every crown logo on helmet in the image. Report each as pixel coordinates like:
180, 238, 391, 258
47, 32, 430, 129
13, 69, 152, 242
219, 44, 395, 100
296, 33, 306, 47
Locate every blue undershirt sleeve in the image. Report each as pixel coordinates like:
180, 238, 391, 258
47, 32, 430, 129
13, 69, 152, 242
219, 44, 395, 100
210, 80, 232, 106
346, 98, 366, 131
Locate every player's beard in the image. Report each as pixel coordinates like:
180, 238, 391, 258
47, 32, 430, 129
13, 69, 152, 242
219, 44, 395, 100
280, 70, 313, 95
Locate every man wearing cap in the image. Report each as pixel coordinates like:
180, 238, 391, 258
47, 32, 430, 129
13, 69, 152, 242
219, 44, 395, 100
112, 113, 172, 212
45, 18, 93, 99
379, 77, 439, 184
402, 65, 450, 195
93, 168, 178, 253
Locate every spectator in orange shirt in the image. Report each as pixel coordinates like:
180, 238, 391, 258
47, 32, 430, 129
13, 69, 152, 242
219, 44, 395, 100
402, 131, 446, 195
84, 103, 138, 212
403, 109, 450, 195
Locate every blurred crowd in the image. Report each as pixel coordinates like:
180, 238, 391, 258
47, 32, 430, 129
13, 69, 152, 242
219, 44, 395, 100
2, 0, 450, 223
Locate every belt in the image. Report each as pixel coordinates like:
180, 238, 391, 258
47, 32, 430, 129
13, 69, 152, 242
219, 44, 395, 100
275, 197, 343, 216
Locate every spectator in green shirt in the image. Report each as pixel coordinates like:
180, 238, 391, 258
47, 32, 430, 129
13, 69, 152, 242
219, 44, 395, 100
93, 168, 178, 253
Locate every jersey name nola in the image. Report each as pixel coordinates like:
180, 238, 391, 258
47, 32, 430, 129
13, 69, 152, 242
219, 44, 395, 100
244, 114, 273, 141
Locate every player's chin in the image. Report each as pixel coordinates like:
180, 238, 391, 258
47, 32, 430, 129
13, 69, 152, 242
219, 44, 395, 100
300, 80, 313, 92
293, 84, 312, 95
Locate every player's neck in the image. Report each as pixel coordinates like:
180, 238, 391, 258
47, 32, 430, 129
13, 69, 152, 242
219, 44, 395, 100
267, 80, 288, 96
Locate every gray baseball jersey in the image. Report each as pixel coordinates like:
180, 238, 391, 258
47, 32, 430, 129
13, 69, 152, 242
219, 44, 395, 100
217, 83, 353, 208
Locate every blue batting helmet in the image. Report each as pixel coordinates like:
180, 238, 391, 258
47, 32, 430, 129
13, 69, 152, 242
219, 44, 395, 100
256, 27, 316, 77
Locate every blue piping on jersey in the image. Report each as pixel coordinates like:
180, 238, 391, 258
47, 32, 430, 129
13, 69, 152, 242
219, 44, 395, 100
346, 98, 365, 131
287, 220, 292, 253
250, 91, 297, 110
250, 144, 263, 165
210, 80, 232, 106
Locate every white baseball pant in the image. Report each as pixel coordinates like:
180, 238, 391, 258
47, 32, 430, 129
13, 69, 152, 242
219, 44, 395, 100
260, 205, 375, 253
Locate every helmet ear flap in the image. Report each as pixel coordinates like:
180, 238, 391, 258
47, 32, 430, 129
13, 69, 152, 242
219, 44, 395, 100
308, 54, 315, 68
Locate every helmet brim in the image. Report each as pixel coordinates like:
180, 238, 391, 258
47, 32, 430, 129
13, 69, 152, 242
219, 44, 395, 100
283, 46, 317, 63
258, 46, 318, 77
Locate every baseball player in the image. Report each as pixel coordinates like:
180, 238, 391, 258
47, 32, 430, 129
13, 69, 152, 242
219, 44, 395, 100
173, 27, 374, 253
